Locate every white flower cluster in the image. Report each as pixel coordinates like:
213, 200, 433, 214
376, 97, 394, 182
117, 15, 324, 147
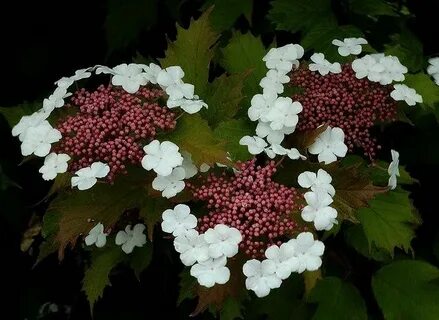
240, 44, 306, 160
298, 169, 338, 231
427, 57, 439, 85
243, 232, 324, 297
85, 222, 147, 254
387, 149, 400, 190
161, 204, 242, 287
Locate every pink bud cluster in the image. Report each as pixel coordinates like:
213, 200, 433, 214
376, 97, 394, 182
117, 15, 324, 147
290, 64, 397, 158
188, 159, 304, 259
54, 85, 176, 181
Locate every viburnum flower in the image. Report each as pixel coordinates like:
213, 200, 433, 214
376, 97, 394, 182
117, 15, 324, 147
309, 53, 341, 75
243, 259, 282, 298
20, 122, 62, 157
190, 256, 230, 288
390, 84, 423, 106
298, 169, 335, 197
239, 136, 268, 155
55, 76, 75, 88
161, 204, 197, 237
301, 191, 338, 231
427, 57, 439, 76
141, 63, 162, 84
39, 153, 71, 180
288, 232, 325, 273
264, 144, 288, 159
264, 243, 296, 280
157, 66, 194, 100
308, 126, 348, 164
265, 97, 302, 130
352, 54, 407, 85
152, 167, 186, 198
248, 90, 277, 122
173, 229, 209, 266
84, 223, 107, 248
115, 223, 147, 254
70, 68, 92, 81
204, 224, 242, 258
387, 149, 400, 190
180, 151, 198, 179
71, 162, 110, 190
105, 63, 149, 94
141, 140, 183, 176
263, 44, 304, 72
259, 70, 289, 94
256, 122, 295, 145
332, 37, 367, 56
12, 111, 49, 141
167, 96, 207, 114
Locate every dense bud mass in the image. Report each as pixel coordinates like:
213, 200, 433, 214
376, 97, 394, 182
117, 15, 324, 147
54, 85, 176, 181
189, 160, 304, 259
290, 64, 397, 158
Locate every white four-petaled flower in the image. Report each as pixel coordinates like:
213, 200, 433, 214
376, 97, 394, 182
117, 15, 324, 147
20, 122, 62, 157
243, 259, 282, 298
387, 149, 400, 190
264, 243, 297, 280
302, 191, 338, 231
265, 97, 302, 130
174, 229, 209, 266
287, 232, 325, 273
308, 126, 348, 164
39, 153, 71, 180
309, 53, 341, 75
152, 167, 186, 198
115, 223, 147, 254
190, 256, 230, 288
161, 204, 197, 237
204, 224, 242, 258
390, 84, 423, 106
248, 90, 277, 122
71, 162, 110, 190
298, 169, 335, 196
239, 136, 268, 155
141, 140, 183, 176
84, 223, 107, 248
109, 63, 149, 93
12, 111, 49, 141
332, 38, 367, 57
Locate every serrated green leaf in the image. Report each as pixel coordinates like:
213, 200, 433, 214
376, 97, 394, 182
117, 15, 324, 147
0, 102, 40, 128
357, 189, 420, 255
220, 32, 267, 107
404, 73, 439, 108
128, 243, 153, 279
82, 246, 124, 309
302, 24, 363, 61
202, 72, 248, 126
372, 260, 439, 320
159, 8, 219, 95
166, 114, 229, 166
268, 0, 336, 33
349, 0, 398, 17
204, 0, 253, 32
385, 29, 423, 72
105, 0, 158, 52
308, 277, 367, 320
344, 224, 392, 261
213, 119, 254, 161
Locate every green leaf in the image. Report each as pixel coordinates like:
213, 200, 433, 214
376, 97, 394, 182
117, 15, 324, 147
220, 297, 243, 320
213, 119, 254, 161
177, 269, 197, 305
204, 0, 253, 32
105, 0, 158, 52
385, 29, 423, 72
0, 102, 40, 128
128, 243, 153, 279
369, 160, 416, 186
166, 114, 229, 166
344, 224, 392, 261
139, 197, 168, 241
357, 189, 421, 255
159, 8, 219, 95
203, 72, 248, 126
404, 73, 439, 108
268, 0, 336, 33
82, 246, 124, 309
220, 32, 267, 106
308, 277, 367, 320
349, 0, 398, 17
302, 24, 363, 61
372, 260, 439, 320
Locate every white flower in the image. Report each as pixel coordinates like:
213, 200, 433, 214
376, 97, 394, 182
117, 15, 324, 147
71, 162, 110, 190
95, 65, 115, 75
71, 68, 92, 81
351, 54, 384, 81
20, 122, 62, 157
352, 54, 407, 85
309, 53, 341, 75
263, 44, 304, 72
141, 140, 183, 176
427, 57, 439, 77
243, 259, 282, 298
265, 97, 302, 130
264, 144, 288, 159
180, 151, 198, 179
239, 136, 268, 155
39, 153, 70, 180
387, 149, 399, 190
157, 66, 194, 100
265, 243, 296, 280
167, 97, 207, 114
43, 87, 69, 113
55, 76, 75, 88
298, 169, 335, 196
204, 224, 242, 258
248, 90, 277, 122
259, 69, 290, 94
380, 55, 407, 84
308, 126, 348, 164
390, 84, 423, 106
115, 224, 147, 254
288, 232, 325, 273
332, 38, 367, 56
84, 223, 107, 248
152, 167, 185, 198
161, 204, 197, 237
302, 191, 338, 231
190, 256, 230, 288
12, 111, 49, 141
142, 63, 162, 84
110, 63, 149, 93
256, 121, 295, 145
433, 74, 439, 86
286, 148, 306, 160
174, 229, 209, 266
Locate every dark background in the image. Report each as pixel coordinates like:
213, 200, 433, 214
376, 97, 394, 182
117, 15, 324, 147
2, 0, 439, 319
